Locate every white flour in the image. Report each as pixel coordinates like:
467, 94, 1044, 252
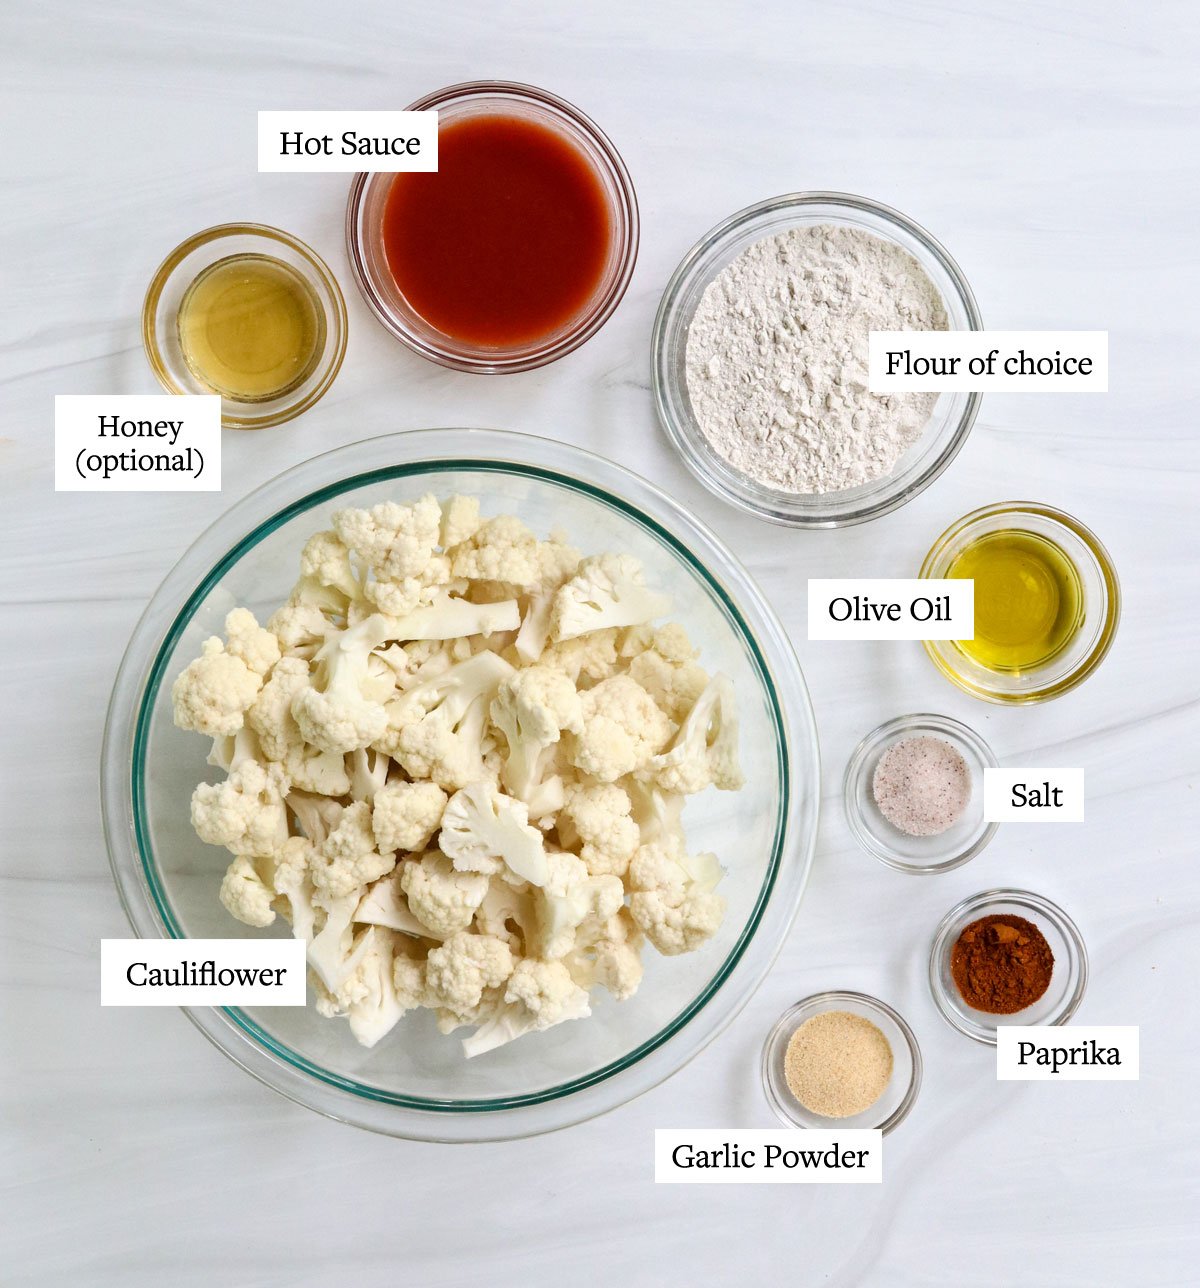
684, 224, 948, 494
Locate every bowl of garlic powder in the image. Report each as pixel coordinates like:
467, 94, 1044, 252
652, 192, 982, 527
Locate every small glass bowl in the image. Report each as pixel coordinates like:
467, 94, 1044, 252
921, 502, 1121, 704
843, 713, 998, 874
346, 81, 639, 374
761, 992, 922, 1134
142, 223, 347, 430
652, 192, 982, 527
929, 889, 1088, 1044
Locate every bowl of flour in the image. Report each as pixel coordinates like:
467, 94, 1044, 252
652, 192, 982, 527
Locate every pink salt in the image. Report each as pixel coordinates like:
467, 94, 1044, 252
871, 735, 970, 837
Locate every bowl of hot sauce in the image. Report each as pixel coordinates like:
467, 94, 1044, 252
347, 81, 639, 373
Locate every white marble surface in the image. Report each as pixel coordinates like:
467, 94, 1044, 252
4, 2, 1197, 1283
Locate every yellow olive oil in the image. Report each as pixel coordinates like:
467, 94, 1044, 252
948, 529, 1083, 672
177, 254, 323, 402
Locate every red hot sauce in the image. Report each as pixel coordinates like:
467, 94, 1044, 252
381, 113, 613, 348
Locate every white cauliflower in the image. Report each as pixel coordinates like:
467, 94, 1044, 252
439, 781, 549, 886
310, 800, 396, 900
425, 931, 515, 1016
449, 513, 544, 588
490, 665, 582, 817
400, 852, 490, 937
461, 959, 591, 1058
190, 760, 289, 857
440, 494, 483, 548
557, 781, 640, 877
645, 673, 744, 795
172, 625, 264, 737
550, 554, 672, 641
174, 493, 744, 1056
372, 780, 448, 853
564, 908, 644, 1001
381, 651, 514, 790
534, 852, 624, 960
218, 855, 277, 928
627, 837, 725, 956
291, 614, 397, 754
571, 674, 674, 782
333, 495, 442, 582
354, 872, 441, 940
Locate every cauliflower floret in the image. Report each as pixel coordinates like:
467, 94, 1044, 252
425, 931, 515, 1015
549, 554, 672, 642
285, 792, 346, 846
557, 781, 640, 877
439, 495, 483, 549
354, 872, 441, 940
381, 651, 514, 790
270, 836, 320, 941
449, 514, 543, 588
247, 656, 309, 760
348, 747, 391, 802
343, 927, 410, 1048
564, 908, 645, 1001
267, 603, 333, 659
459, 959, 592, 1058
625, 777, 686, 845
171, 633, 263, 737
439, 781, 549, 886
536, 629, 621, 687
190, 760, 290, 857
571, 674, 674, 783
626, 637, 710, 722
218, 855, 277, 928
310, 801, 396, 900
299, 530, 362, 602
361, 553, 456, 618
400, 852, 490, 937
372, 780, 448, 853
512, 537, 583, 662
534, 851, 624, 960
644, 673, 744, 795
222, 607, 281, 678
472, 877, 536, 954
291, 614, 397, 755
333, 495, 442, 581
490, 665, 583, 817
627, 837, 725, 956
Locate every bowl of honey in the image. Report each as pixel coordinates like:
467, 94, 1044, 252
143, 223, 347, 430
920, 502, 1120, 703
346, 81, 639, 374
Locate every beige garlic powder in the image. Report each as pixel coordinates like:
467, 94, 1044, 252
784, 1010, 894, 1118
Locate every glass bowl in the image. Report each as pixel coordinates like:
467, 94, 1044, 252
843, 713, 998, 874
652, 192, 982, 528
101, 429, 819, 1140
928, 889, 1088, 1044
142, 223, 347, 430
346, 82, 639, 373
921, 502, 1121, 704
761, 992, 921, 1133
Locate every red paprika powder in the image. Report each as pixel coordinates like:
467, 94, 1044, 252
950, 914, 1054, 1014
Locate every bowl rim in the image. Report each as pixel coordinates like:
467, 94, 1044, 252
101, 428, 819, 1140
760, 990, 923, 1134
927, 887, 1089, 1044
842, 712, 1000, 874
920, 501, 1122, 704
651, 190, 983, 528
344, 80, 640, 374
141, 221, 348, 430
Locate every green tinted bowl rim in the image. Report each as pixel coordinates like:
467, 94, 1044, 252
115, 439, 807, 1119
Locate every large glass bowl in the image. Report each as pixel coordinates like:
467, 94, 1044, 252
101, 429, 819, 1140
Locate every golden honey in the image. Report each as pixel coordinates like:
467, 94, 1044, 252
177, 254, 324, 402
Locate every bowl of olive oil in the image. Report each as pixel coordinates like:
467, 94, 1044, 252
920, 503, 1119, 703
143, 223, 347, 429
